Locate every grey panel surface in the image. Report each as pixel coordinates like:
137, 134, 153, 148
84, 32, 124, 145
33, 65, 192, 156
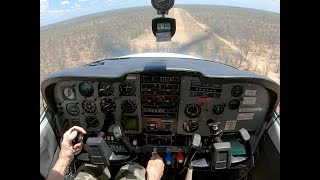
177, 76, 271, 135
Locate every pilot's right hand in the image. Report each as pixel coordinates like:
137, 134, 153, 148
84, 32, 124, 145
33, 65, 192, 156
146, 154, 165, 180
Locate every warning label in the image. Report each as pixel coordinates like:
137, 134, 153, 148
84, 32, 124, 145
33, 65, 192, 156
242, 97, 256, 105
224, 120, 237, 130
237, 113, 255, 120
245, 90, 257, 96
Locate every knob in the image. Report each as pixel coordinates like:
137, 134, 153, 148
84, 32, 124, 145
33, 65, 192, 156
183, 120, 199, 133
177, 149, 184, 163
152, 147, 158, 155
147, 121, 157, 130
207, 119, 222, 136
165, 151, 172, 165
133, 139, 137, 146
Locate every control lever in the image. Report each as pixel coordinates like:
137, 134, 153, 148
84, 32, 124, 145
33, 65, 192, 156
113, 125, 135, 154
179, 134, 201, 174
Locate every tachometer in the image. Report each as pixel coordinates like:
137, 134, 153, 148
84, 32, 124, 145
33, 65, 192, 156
66, 103, 80, 116
121, 100, 137, 114
100, 98, 116, 113
82, 99, 97, 113
79, 82, 94, 97
98, 82, 114, 97
185, 103, 201, 118
119, 81, 136, 96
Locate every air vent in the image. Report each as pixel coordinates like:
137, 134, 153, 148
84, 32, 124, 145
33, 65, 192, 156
86, 61, 105, 66
85, 58, 129, 66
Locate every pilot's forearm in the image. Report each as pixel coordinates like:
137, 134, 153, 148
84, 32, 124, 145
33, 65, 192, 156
46, 158, 70, 180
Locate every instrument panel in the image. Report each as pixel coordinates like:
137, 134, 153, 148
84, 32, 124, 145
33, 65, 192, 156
54, 74, 142, 134
54, 73, 271, 137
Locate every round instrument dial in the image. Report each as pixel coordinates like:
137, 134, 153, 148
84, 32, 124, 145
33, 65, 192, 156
66, 103, 80, 116
82, 99, 97, 113
79, 82, 94, 97
119, 81, 136, 96
100, 98, 116, 113
98, 82, 114, 97
86, 116, 100, 128
183, 120, 199, 133
212, 104, 225, 115
121, 100, 137, 114
151, 0, 175, 11
62, 86, 76, 100
228, 99, 240, 110
231, 85, 243, 97
185, 103, 201, 118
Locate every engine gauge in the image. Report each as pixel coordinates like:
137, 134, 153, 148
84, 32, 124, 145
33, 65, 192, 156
231, 85, 243, 97
86, 116, 100, 128
228, 99, 240, 110
119, 81, 136, 96
121, 100, 137, 114
79, 82, 94, 97
62, 86, 76, 100
183, 120, 199, 133
151, 0, 175, 11
66, 103, 80, 116
98, 82, 114, 97
82, 99, 97, 113
100, 98, 116, 113
185, 103, 201, 118
212, 104, 225, 115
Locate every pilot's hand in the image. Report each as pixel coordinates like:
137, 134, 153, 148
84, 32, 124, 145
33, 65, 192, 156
59, 126, 87, 164
146, 154, 165, 180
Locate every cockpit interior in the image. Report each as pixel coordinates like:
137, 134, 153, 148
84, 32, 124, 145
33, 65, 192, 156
40, 56, 279, 180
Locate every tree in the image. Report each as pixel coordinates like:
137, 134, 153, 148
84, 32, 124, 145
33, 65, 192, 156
263, 63, 272, 76
238, 39, 250, 60
233, 51, 244, 68
212, 40, 222, 61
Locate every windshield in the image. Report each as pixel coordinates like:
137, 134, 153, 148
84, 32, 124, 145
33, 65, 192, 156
40, 0, 280, 113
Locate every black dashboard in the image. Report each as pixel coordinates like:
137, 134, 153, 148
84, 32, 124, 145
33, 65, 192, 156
41, 56, 279, 172
54, 74, 271, 137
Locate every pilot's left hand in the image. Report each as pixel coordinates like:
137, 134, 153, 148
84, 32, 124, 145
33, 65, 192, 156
59, 126, 87, 164
47, 126, 87, 180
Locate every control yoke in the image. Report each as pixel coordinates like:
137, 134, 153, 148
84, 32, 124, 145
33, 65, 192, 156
179, 133, 201, 174
113, 125, 135, 155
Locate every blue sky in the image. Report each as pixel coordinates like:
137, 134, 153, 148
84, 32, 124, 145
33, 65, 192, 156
40, 0, 280, 27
